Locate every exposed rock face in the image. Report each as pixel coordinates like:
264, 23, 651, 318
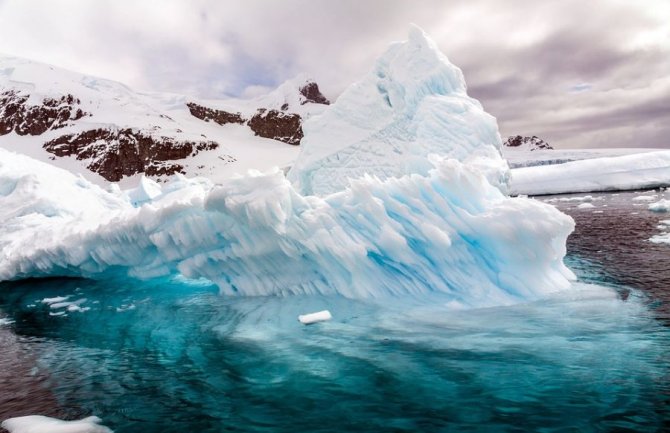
299, 82, 330, 105
43, 128, 219, 182
186, 102, 245, 126
0, 90, 87, 136
248, 109, 303, 145
504, 135, 553, 150
186, 80, 327, 145
187, 103, 305, 145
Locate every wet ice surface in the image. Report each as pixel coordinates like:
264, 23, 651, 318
0, 189, 669, 432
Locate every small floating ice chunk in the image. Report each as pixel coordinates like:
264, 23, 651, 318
577, 203, 595, 209
1, 415, 113, 433
50, 298, 88, 311
115, 304, 136, 312
632, 195, 657, 201
546, 195, 594, 203
0, 317, 14, 326
649, 199, 670, 213
40, 296, 70, 305
298, 310, 332, 325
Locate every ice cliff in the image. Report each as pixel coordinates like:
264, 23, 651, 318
0, 27, 576, 307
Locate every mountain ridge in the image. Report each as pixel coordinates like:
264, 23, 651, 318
0, 54, 329, 185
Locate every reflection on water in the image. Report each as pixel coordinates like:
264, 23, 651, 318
0, 189, 669, 432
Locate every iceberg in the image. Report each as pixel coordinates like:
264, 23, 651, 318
0, 27, 575, 307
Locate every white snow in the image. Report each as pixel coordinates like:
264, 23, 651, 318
288, 25, 507, 196
510, 150, 670, 195
0, 27, 576, 308
1, 415, 112, 433
194, 73, 328, 120
298, 310, 332, 325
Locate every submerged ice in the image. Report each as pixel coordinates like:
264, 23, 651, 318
0, 27, 576, 307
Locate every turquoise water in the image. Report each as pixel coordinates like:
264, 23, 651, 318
1, 190, 670, 432
0, 272, 669, 433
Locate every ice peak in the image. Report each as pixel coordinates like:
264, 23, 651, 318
373, 24, 467, 114
288, 26, 504, 196
407, 23, 429, 46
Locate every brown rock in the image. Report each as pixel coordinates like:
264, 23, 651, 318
299, 82, 329, 105
186, 102, 245, 126
43, 128, 219, 182
247, 109, 303, 145
0, 90, 88, 136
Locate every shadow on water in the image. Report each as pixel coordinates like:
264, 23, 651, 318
0, 278, 96, 428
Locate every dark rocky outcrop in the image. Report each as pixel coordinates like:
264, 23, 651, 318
504, 135, 553, 150
43, 128, 219, 182
186, 102, 245, 126
299, 82, 330, 105
0, 90, 87, 136
186, 80, 327, 145
248, 109, 303, 145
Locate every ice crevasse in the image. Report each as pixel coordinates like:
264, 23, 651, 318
0, 26, 576, 307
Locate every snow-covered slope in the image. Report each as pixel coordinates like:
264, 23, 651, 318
0, 27, 576, 307
0, 55, 329, 187
288, 25, 507, 196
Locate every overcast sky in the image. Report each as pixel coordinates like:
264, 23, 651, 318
0, 0, 668, 149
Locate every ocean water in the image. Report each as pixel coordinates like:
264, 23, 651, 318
1, 190, 669, 433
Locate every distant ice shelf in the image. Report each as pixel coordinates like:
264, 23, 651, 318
509, 150, 670, 196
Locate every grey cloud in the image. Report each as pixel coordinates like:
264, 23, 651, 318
0, 0, 667, 149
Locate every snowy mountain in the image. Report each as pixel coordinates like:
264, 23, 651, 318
0, 55, 329, 187
504, 135, 553, 151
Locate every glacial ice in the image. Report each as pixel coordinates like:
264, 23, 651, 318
0, 27, 576, 307
510, 151, 670, 195
0, 147, 575, 306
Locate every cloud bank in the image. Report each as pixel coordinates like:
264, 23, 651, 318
0, 0, 668, 148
